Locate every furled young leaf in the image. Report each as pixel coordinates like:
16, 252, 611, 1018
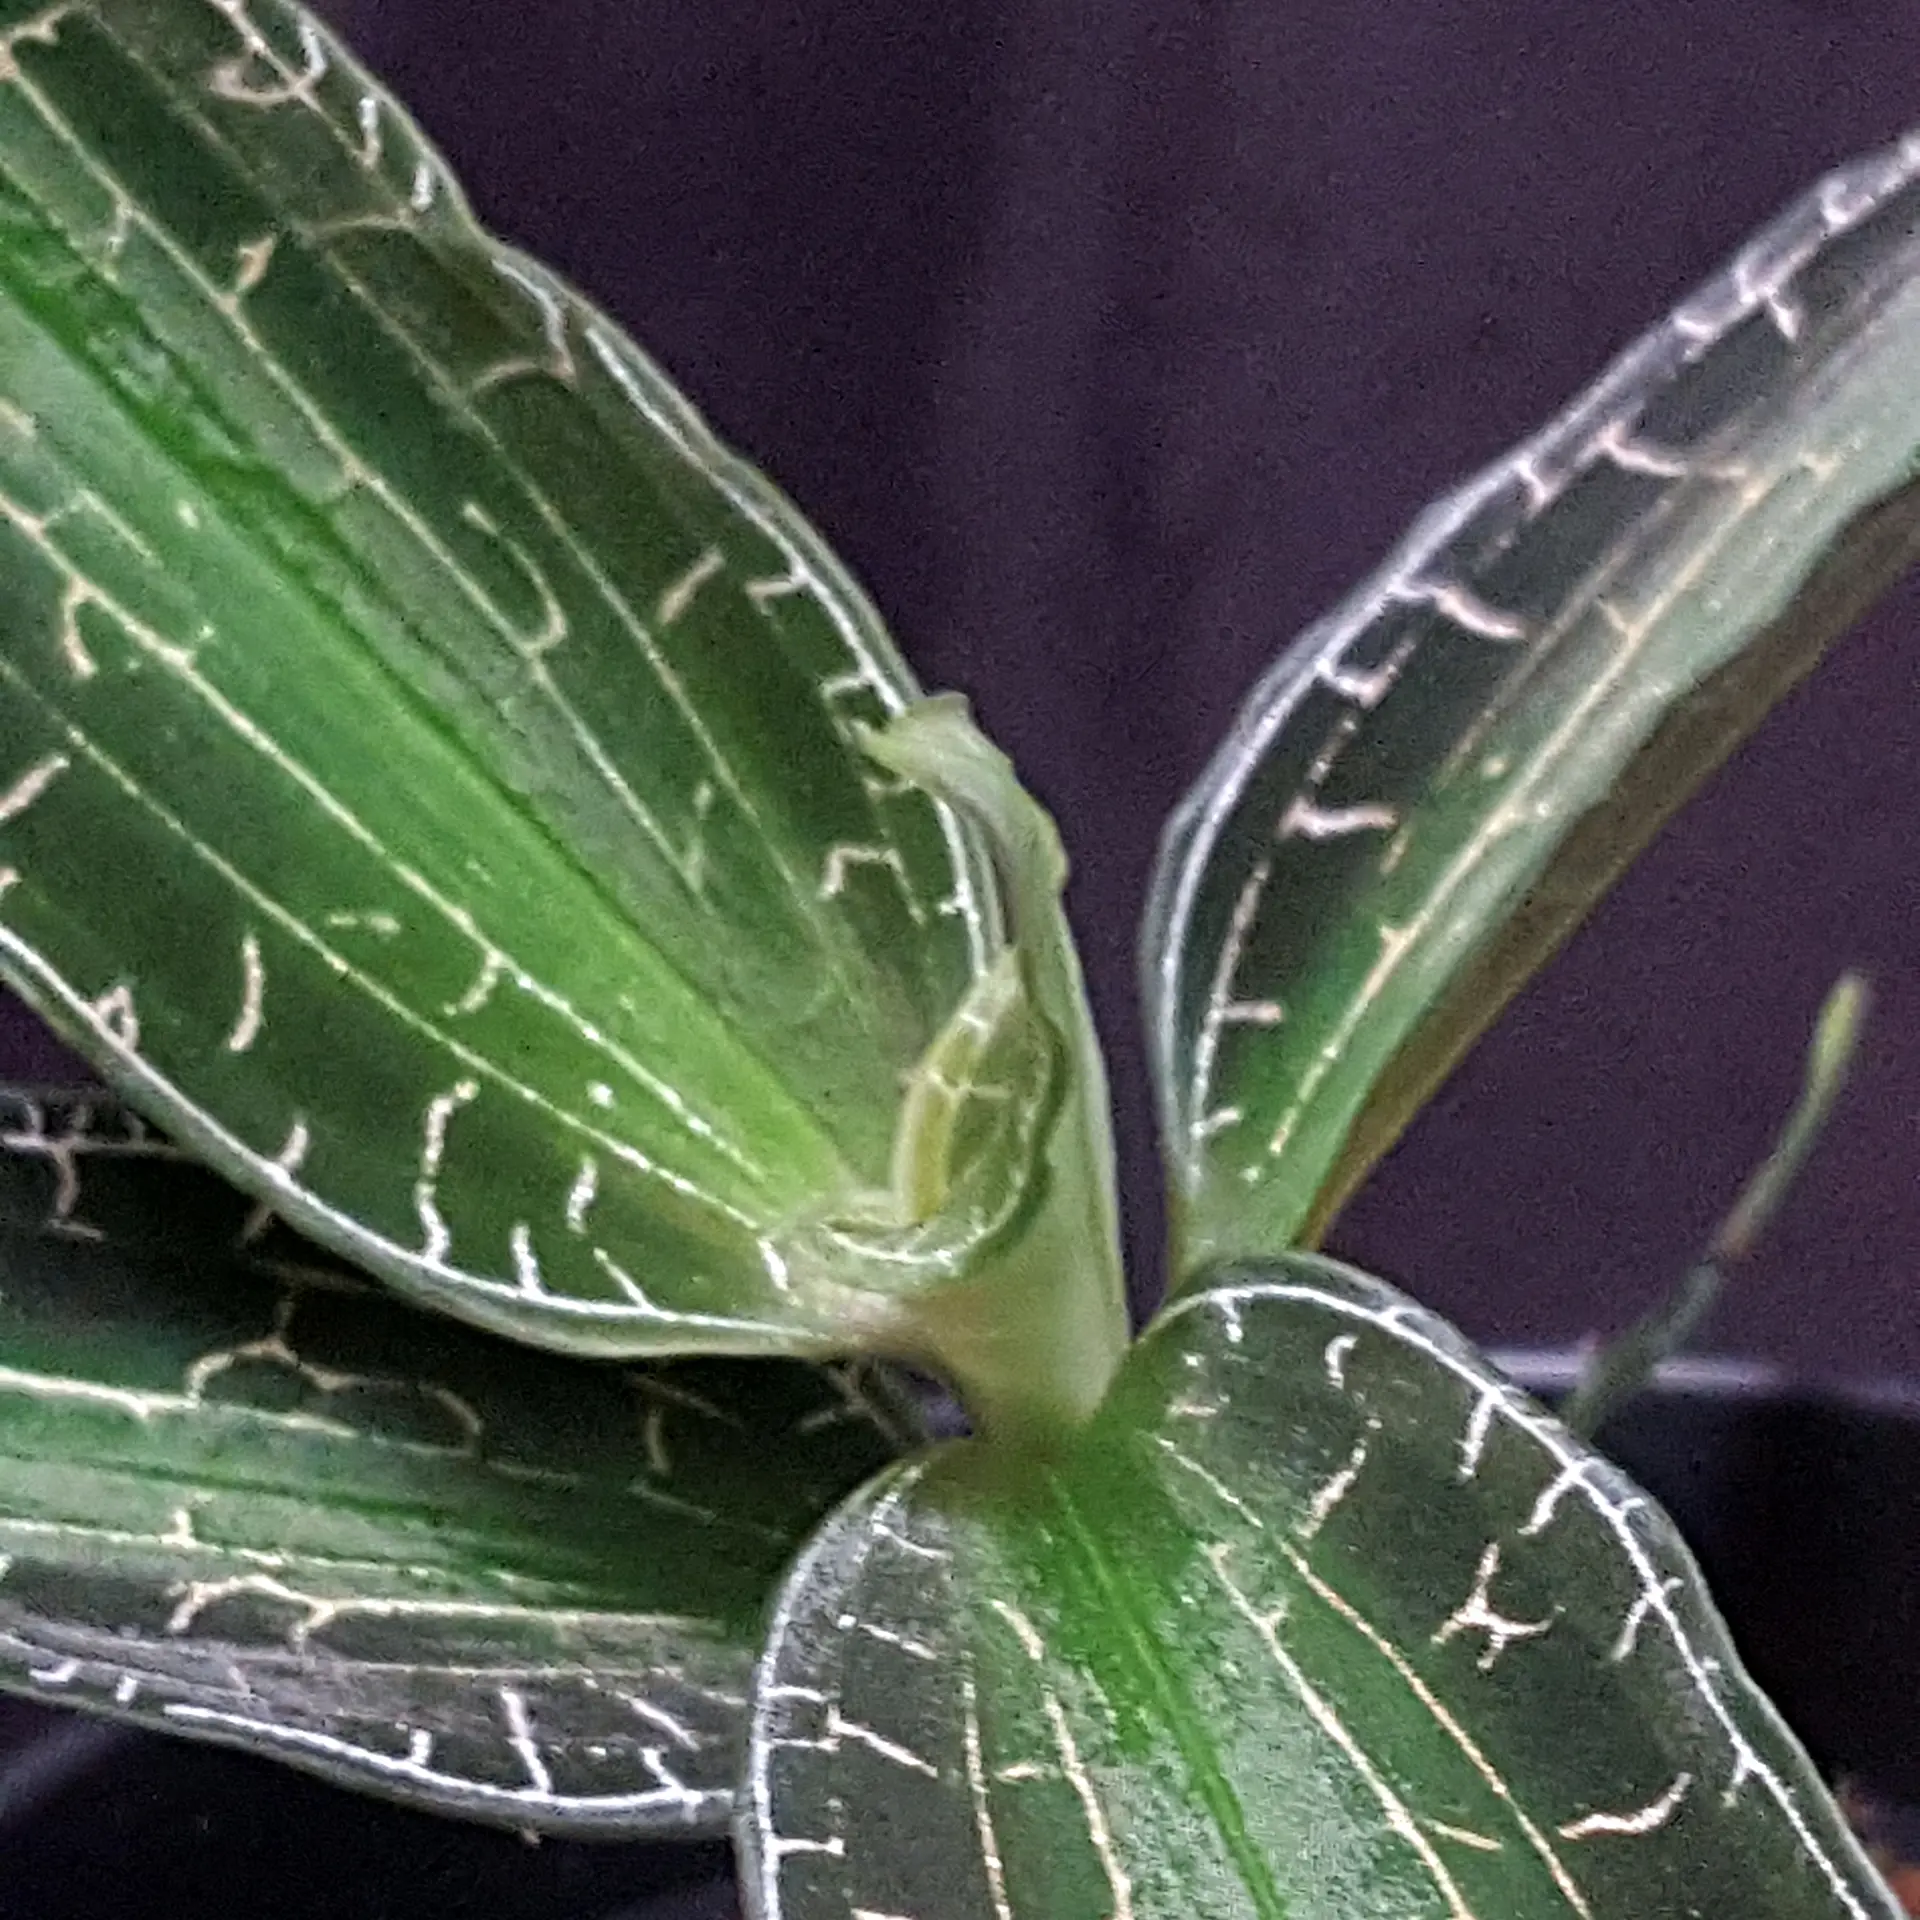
743, 1257, 1897, 1918
0, 0, 1013, 1361
1144, 131, 1920, 1278
0, 1087, 919, 1834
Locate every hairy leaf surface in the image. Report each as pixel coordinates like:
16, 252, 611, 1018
744, 1259, 1896, 1918
1145, 131, 1920, 1274
0, 0, 1004, 1356
0, 1087, 918, 1833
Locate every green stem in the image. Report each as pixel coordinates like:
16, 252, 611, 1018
905, 1128, 1131, 1453
1563, 970, 1869, 1440
860, 696, 1130, 1444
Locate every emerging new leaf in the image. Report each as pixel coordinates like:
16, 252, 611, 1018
0, 1088, 916, 1833
744, 1257, 1898, 1918
1145, 130, 1920, 1277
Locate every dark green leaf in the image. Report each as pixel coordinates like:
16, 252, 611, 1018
0, 0, 1005, 1357
743, 1259, 1896, 1917
1144, 131, 1920, 1275
0, 1087, 918, 1834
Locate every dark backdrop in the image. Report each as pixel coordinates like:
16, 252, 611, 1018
1, 6, 1917, 1913
27, 1, 1918, 1378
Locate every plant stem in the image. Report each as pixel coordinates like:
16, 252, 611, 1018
860, 697, 1130, 1446
1563, 970, 1869, 1440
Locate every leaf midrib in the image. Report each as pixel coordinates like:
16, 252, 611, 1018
1045, 1465, 1290, 1920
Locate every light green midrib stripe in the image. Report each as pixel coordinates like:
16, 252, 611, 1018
1045, 1469, 1290, 1920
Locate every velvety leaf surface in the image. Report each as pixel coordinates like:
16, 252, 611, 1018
743, 1258, 1896, 1918
0, 0, 1002, 1357
1144, 130, 1920, 1274
0, 1087, 918, 1834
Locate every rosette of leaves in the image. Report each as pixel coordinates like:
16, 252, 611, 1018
0, 4, 1913, 1913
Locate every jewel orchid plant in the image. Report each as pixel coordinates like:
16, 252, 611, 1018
0, 5, 1914, 1916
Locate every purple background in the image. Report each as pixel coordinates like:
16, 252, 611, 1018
1, 7, 1917, 1907
24, 0, 1917, 1381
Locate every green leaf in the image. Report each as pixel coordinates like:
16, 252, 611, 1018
0, 0, 1006, 1359
742, 1258, 1897, 1918
1144, 131, 1920, 1276
0, 1086, 918, 1834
